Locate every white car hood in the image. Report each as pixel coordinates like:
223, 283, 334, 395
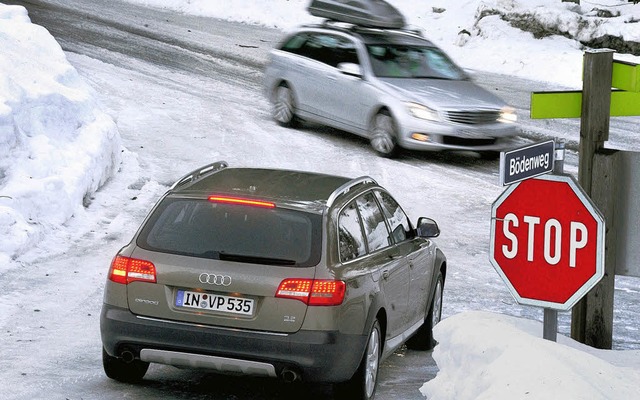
378, 78, 507, 110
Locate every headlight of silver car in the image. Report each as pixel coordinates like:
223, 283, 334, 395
499, 106, 517, 123
407, 102, 440, 122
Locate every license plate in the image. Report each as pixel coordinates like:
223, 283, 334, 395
455, 129, 480, 138
175, 290, 254, 316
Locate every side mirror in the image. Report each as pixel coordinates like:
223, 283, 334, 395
461, 68, 474, 81
337, 62, 362, 78
416, 217, 440, 238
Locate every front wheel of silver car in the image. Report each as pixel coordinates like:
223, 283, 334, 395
334, 320, 381, 400
273, 83, 298, 127
370, 111, 399, 158
480, 150, 500, 161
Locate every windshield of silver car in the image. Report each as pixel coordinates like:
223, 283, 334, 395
367, 44, 468, 80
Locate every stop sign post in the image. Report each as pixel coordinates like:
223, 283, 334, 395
490, 174, 605, 311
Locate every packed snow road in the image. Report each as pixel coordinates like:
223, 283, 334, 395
2, 0, 639, 399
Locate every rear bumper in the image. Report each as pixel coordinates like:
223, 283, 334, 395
100, 304, 366, 382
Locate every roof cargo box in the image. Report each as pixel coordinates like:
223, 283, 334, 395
308, 0, 406, 29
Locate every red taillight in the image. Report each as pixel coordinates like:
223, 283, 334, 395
208, 195, 275, 208
109, 256, 157, 285
276, 278, 346, 306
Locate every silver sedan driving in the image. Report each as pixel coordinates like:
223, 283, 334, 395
264, 23, 519, 158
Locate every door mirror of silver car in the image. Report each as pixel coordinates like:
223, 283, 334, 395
337, 62, 362, 78
416, 217, 440, 238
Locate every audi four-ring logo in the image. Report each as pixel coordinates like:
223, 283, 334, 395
199, 273, 232, 286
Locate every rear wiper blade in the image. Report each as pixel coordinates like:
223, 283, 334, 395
197, 250, 221, 259
219, 252, 297, 266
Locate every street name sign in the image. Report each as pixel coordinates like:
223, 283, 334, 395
489, 174, 605, 310
500, 140, 555, 186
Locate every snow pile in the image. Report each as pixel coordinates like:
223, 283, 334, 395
421, 311, 640, 400
0, 4, 121, 260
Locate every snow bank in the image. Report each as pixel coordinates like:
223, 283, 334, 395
421, 311, 640, 400
0, 4, 121, 261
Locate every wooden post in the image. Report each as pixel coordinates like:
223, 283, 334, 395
571, 49, 615, 348
584, 149, 619, 348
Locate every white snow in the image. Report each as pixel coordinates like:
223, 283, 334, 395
0, 4, 121, 261
1, 0, 639, 399
421, 311, 640, 399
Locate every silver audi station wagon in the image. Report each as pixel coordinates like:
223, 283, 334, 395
264, 22, 519, 158
100, 161, 446, 400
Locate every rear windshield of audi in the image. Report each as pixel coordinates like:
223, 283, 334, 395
137, 197, 322, 267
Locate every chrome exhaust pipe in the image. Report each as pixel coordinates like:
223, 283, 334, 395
120, 349, 135, 364
281, 368, 300, 383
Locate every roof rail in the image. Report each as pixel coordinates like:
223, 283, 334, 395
351, 24, 424, 38
170, 161, 228, 190
321, 19, 354, 29
311, 20, 424, 39
326, 176, 377, 207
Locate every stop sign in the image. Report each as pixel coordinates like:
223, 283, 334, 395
489, 174, 605, 310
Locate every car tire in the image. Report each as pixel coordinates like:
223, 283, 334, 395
406, 271, 443, 351
480, 150, 500, 160
273, 83, 299, 127
102, 348, 149, 383
370, 111, 399, 158
334, 320, 382, 400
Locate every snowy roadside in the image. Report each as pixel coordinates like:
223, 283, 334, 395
0, 4, 121, 263
421, 311, 640, 400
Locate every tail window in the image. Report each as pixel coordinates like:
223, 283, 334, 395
137, 198, 322, 267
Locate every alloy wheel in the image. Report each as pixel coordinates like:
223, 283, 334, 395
364, 323, 380, 398
431, 276, 443, 328
371, 113, 397, 156
274, 85, 295, 125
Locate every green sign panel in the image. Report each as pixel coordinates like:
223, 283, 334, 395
531, 60, 640, 119
531, 91, 640, 118
612, 60, 640, 92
